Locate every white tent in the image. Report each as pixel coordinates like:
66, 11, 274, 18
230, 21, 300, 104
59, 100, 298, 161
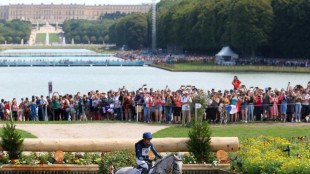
215, 46, 239, 65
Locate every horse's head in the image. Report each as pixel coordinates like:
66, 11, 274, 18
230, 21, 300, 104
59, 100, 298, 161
172, 154, 183, 174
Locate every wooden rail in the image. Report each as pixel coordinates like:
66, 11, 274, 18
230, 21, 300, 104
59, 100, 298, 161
0, 138, 239, 152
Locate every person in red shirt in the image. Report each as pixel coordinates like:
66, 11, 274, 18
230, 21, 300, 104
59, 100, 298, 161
232, 76, 241, 90
4, 101, 10, 120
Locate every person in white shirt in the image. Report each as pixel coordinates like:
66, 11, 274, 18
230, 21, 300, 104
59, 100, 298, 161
181, 91, 192, 126
144, 93, 152, 123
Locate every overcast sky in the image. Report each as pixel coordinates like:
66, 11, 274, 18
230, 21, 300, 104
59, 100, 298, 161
0, 0, 160, 5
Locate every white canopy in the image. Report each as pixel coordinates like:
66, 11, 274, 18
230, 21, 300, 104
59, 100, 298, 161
216, 46, 238, 59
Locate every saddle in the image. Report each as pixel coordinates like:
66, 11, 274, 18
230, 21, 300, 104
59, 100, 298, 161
136, 161, 153, 174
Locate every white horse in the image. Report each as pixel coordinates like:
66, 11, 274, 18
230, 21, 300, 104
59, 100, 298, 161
115, 154, 183, 174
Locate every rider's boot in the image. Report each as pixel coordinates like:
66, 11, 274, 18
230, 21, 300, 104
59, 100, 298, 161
142, 168, 148, 174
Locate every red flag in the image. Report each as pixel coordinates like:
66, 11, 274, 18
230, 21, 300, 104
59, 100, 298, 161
110, 165, 114, 174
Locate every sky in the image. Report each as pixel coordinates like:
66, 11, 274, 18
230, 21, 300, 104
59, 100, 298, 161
0, 0, 160, 5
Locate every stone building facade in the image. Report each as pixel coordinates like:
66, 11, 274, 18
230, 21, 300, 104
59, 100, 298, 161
0, 3, 151, 24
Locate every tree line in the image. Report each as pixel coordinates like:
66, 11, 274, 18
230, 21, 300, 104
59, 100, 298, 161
62, 19, 114, 44
109, 0, 310, 58
0, 20, 32, 44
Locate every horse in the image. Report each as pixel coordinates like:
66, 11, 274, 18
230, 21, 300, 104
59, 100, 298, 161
115, 154, 183, 174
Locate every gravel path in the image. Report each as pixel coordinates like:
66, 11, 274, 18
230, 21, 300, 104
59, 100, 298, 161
0, 123, 169, 139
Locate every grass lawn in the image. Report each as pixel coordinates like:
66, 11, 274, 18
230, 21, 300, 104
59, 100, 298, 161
48, 33, 60, 44
152, 123, 310, 139
153, 62, 310, 73
35, 33, 60, 44
35, 33, 46, 44
0, 127, 37, 138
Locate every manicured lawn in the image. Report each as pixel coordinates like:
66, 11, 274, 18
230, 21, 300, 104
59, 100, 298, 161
153, 63, 310, 73
35, 33, 60, 44
35, 33, 46, 44
152, 124, 310, 139
0, 127, 37, 138
48, 33, 60, 44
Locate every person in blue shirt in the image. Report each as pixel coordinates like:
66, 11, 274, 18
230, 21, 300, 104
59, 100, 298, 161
135, 132, 162, 174
30, 99, 37, 121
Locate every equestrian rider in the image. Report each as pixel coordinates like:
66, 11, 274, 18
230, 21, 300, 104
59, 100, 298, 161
135, 132, 162, 174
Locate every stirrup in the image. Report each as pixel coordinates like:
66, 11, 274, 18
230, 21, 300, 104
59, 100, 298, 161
141, 168, 148, 174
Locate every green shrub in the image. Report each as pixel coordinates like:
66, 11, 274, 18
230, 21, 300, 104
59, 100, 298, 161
98, 149, 136, 174
0, 118, 24, 160
186, 119, 212, 163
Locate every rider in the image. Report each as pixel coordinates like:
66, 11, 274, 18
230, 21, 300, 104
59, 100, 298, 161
135, 132, 162, 174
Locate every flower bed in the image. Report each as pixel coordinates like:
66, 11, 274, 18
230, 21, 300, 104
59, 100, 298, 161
231, 136, 310, 174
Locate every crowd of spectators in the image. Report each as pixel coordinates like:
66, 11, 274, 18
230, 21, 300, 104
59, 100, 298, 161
0, 77, 309, 125
115, 51, 310, 67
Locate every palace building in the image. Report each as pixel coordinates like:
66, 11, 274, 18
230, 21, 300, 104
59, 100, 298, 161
0, 3, 152, 24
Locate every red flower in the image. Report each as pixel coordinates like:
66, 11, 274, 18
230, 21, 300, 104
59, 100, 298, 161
231, 148, 234, 151
227, 145, 230, 148
201, 158, 205, 162
11, 159, 15, 164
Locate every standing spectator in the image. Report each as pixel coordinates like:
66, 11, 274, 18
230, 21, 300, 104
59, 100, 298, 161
287, 92, 295, 122
53, 95, 61, 121
247, 91, 255, 121
24, 98, 30, 121
240, 93, 248, 123
295, 91, 302, 122
279, 91, 288, 122
114, 91, 121, 120
181, 91, 192, 126
144, 92, 152, 123
263, 88, 270, 120
173, 92, 182, 123
36, 96, 43, 121
232, 76, 241, 90
230, 92, 238, 122
4, 101, 10, 120
19, 98, 25, 121
0, 99, 5, 121
11, 98, 19, 121
123, 93, 131, 121
30, 99, 37, 121
135, 91, 144, 121
269, 93, 278, 121
164, 90, 174, 123
302, 90, 309, 120
254, 90, 263, 121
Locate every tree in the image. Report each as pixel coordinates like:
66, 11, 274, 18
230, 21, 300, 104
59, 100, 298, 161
74, 35, 81, 43
90, 36, 96, 43
230, 0, 274, 57
0, 118, 24, 160
82, 35, 89, 44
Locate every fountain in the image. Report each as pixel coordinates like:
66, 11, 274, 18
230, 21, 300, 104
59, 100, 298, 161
56, 22, 58, 31
152, 0, 156, 52
5, 40, 7, 45
37, 21, 39, 31
62, 37, 66, 45
71, 38, 74, 45
46, 32, 49, 45
21, 39, 24, 45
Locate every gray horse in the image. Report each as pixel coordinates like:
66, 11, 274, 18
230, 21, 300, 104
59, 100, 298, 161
115, 154, 183, 174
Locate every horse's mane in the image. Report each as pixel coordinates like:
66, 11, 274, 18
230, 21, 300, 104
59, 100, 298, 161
152, 154, 175, 168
